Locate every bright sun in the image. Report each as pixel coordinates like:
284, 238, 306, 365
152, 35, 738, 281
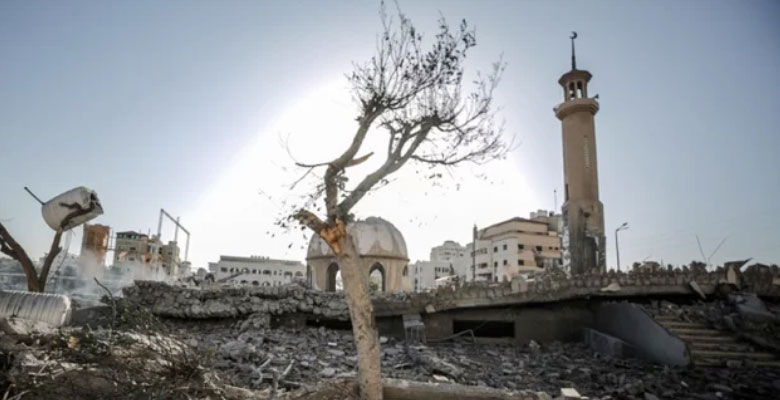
185, 80, 541, 271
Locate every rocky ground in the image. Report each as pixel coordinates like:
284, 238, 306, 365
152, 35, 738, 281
170, 312, 780, 400
2, 292, 780, 400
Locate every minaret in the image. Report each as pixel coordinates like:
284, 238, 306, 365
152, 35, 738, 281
554, 32, 606, 274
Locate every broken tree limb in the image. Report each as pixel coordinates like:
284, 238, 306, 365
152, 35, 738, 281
381, 378, 528, 400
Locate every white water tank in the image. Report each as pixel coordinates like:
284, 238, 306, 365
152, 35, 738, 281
0, 290, 72, 327
41, 186, 103, 231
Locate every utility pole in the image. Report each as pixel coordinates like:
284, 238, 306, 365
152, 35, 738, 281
472, 224, 477, 282
615, 222, 629, 272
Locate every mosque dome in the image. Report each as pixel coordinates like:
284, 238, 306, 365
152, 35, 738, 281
306, 217, 408, 260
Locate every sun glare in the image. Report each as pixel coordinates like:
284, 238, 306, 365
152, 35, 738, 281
186, 79, 541, 269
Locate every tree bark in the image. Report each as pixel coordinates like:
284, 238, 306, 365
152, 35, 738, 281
0, 221, 41, 292
37, 227, 64, 292
336, 231, 383, 400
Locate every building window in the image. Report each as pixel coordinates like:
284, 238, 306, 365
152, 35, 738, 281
503, 260, 507, 266
263, 270, 271, 275
502, 244, 507, 251
536, 246, 543, 252
518, 260, 525, 266
518, 244, 524, 250
493, 246, 498, 252
221, 267, 227, 272
493, 261, 498, 267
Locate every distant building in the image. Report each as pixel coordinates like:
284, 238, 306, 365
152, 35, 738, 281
211, 255, 305, 286
112, 231, 185, 280
38, 252, 79, 271
411, 211, 563, 291
412, 241, 469, 291
78, 223, 110, 279
161, 241, 181, 276
113, 231, 164, 280
471, 212, 562, 282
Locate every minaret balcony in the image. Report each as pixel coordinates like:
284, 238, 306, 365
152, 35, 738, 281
554, 98, 599, 120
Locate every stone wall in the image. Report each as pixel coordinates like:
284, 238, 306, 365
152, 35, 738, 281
123, 264, 780, 320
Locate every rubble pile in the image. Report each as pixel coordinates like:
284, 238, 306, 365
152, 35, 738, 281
125, 264, 780, 321
648, 296, 780, 354
0, 298, 266, 400
175, 319, 780, 400
123, 280, 427, 320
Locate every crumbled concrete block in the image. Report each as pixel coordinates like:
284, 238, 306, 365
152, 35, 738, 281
560, 387, 581, 399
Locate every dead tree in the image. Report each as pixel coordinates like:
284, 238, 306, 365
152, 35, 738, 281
0, 206, 94, 293
290, 4, 507, 399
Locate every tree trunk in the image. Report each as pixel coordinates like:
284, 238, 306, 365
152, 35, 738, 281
0, 222, 41, 292
37, 228, 64, 292
336, 232, 383, 400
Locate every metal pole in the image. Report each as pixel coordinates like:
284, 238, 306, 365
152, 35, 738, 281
615, 228, 621, 272
472, 224, 477, 282
23, 187, 45, 205
615, 222, 628, 272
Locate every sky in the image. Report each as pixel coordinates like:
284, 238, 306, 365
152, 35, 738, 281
1, 0, 778, 272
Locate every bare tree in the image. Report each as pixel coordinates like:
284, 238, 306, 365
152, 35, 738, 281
290, 3, 507, 399
0, 206, 94, 293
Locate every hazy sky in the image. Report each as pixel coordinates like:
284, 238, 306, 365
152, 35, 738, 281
1, 0, 778, 271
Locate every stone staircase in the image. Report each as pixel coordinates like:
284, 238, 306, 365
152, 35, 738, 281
653, 315, 780, 367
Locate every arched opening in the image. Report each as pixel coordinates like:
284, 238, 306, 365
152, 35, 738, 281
252, 281, 259, 286
326, 263, 340, 292
369, 263, 385, 293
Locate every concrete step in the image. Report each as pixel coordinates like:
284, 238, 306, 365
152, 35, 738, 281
660, 321, 708, 329
750, 360, 780, 368
678, 334, 738, 343
695, 358, 780, 368
668, 327, 728, 336
652, 315, 680, 322
688, 341, 753, 351
690, 349, 777, 360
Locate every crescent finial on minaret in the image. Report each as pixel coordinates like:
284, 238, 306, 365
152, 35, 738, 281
570, 31, 578, 70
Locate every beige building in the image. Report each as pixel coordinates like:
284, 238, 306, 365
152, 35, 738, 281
209, 255, 305, 286
306, 217, 411, 293
554, 35, 606, 274
471, 212, 563, 282
411, 211, 563, 290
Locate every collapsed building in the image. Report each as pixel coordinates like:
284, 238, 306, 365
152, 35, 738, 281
109, 262, 780, 399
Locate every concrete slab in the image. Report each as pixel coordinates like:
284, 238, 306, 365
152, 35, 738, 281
583, 328, 639, 359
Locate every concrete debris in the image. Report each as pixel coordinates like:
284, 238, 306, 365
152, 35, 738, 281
731, 293, 777, 323
165, 311, 780, 400
599, 282, 621, 292
125, 263, 780, 322
688, 280, 706, 299
583, 328, 638, 359
560, 387, 581, 399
